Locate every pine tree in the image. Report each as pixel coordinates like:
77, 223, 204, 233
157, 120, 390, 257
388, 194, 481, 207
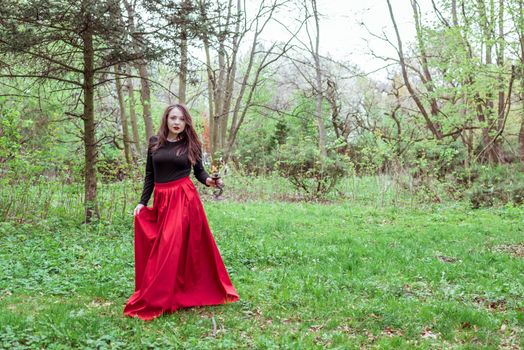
0, 0, 161, 223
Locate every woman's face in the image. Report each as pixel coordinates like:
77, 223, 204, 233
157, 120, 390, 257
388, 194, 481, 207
167, 107, 186, 136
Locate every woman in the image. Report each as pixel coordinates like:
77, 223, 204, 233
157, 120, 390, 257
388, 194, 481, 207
123, 104, 240, 321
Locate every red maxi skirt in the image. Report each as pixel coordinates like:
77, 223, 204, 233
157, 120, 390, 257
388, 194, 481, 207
123, 176, 240, 320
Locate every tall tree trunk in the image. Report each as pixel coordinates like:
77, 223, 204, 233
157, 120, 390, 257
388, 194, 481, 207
452, 0, 458, 26
520, 1, 524, 161
520, 86, 524, 162
482, 0, 496, 163
81, 23, 99, 223
225, 6, 257, 161
412, 0, 444, 137
205, 0, 233, 156
199, 1, 217, 158
223, 1, 284, 162
200, 0, 279, 160
127, 71, 141, 155
218, 1, 234, 151
138, 64, 153, 144
124, 0, 154, 145
215, 35, 227, 151
497, 0, 505, 130
179, 29, 188, 104
220, 0, 241, 153
477, 0, 502, 163
213, 46, 223, 153
203, 35, 215, 156
386, 0, 443, 140
496, 0, 506, 162
451, 1, 469, 161
114, 64, 132, 164
311, 0, 327, 159
223, 47, 271, 162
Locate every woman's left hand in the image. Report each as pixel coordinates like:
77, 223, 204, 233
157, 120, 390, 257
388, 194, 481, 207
206, 177, 224, 188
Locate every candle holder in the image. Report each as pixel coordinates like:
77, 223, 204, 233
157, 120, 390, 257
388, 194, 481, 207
210, 160, 224, 200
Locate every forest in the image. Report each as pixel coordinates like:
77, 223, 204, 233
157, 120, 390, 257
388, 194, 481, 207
0, 0, 523, 349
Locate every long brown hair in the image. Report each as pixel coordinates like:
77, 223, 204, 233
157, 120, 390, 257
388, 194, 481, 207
151, 104, 203, 165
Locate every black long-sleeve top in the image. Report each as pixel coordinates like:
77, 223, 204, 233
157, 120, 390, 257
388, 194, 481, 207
139, 135, 210, 206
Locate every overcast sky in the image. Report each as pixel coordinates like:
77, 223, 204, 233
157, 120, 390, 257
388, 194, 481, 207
257, 0, 426, 80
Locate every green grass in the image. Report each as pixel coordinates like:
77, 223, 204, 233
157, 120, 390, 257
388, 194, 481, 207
0, 199, 523, 349
0, 169, 455, 225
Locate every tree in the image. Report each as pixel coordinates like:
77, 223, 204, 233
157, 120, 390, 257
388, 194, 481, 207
386, 0, 444, 141
308, 0, 327, 159
123, 0, 155, 143
198, 0, 294, 160
113, 63, 133, 164
383, 0, 517, 165
508, 0, 524, 161
0, 0, 158, 222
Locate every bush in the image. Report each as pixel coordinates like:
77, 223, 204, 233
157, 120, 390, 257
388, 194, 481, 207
467, 164, 524, 208
97, 144, 133, 183
275, 141, 351, 200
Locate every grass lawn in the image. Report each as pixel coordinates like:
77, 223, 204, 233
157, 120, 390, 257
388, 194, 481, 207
0, 200, 523, 349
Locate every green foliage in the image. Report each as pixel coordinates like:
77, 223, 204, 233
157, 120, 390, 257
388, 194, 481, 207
0, 98, 85, 184
0, 107, 23, 163
231, 75, 290, 175
350, 130, 397, 175
232, 115, 278, 175
268, 118, 289, 150
408, 139, 465, 180
275, 138, 352, 200
0, 106, 51, 180
467, 164, 524, 208
233, 90, 355, 200
97, 143, 132, 183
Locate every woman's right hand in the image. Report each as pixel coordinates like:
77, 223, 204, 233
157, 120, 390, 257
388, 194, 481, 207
134, 204, 145, 217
